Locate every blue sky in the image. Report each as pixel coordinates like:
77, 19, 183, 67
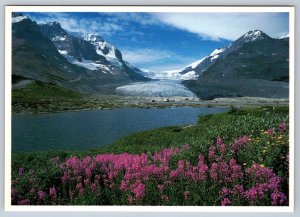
24, 12, 289, 72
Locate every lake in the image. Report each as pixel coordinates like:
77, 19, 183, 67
12, 107, 228, 152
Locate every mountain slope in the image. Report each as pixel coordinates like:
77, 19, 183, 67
12, 13, 82, 84
12, 13, 148, 95
182, 30, 289, 99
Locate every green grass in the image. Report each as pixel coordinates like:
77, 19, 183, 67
12, 81, 87, 114
11, 106, 289, 206
12, 106, 288, 171
12, 81, 82, 101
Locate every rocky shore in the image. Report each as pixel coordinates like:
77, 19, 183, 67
12, 95, 289, 115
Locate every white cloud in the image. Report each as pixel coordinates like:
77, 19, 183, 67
122, 48, 196, 72
104, 12, 160, 26
155, 13, 289, 41
26, 13, 124, 36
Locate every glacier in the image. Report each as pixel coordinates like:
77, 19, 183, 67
116, 80, 196, 97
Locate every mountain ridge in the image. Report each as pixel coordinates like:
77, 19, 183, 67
181, 30, 289, 99
12, 12, 148, 95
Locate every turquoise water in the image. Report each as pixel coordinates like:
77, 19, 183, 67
12, 107, 228, 152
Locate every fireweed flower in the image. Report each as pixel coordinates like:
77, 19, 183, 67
271, 192, 286, 205
157, 184, 164, 191
162, 195, 169, 202
219, 187, 231, 197
208, 146, 216, 160
49, 187, 57, 199
38, 190, 46, 201
267, 128, 274, 135
85, 168, 92, 178
76, 183, 83, 190
221, 198, 231, 206
128, 196, 134, 205
84, 178, 89, 186
279, 122, 287, 132
217, 136, 223, 146
132, 182, 145, 199
210, 163, 218, 181
33, 142, 286, 206
91, 183, 97, 192
18, 199, 30, 205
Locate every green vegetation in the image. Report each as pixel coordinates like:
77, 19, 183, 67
12, 81, 85, 114
11, 106, 289, 206
13, 81, 82, 100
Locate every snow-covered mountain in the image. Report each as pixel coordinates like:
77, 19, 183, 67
176, 30, 272, 79
39, 20, 148, 80
81, 33, 123, 60
146, 30, 269, 81
12, 12, 28, 23
183, 30, 289, 99
12, 12, 147, 94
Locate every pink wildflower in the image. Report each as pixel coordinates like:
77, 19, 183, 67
132, 182, 145, 199
91, 183, 97, 192
267, 128, 274, 135
208, 146, 216, 160
217, 136, 223, 146
38, 190, 46, 201
84, 178, 89, 186
271, 192, 286, 205
157, 184, 164, 191
85, 168, 92, 178
18, 199, 30, 205
76, 183, 83, 190
49, 187, 57, 200
120, 180, 128, 191
279, 122, 287, 132
219, 187, 231, 197
162, 195, 169, 202
221, 198, 231, 206
128, 196, 134, 205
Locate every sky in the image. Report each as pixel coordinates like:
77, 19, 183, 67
24, 12, 289, 72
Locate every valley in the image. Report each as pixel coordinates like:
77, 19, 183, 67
9, 11, 291, 207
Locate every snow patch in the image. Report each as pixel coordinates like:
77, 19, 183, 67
58, 50, 68, 55
60, 52, 109, 72
243, 30, 264, 42
180, 71, 198, 80
211, 55, 219, 61
52, 36, 66, 41
186, 57, 207, 69
278, 33, 289, 39
210, 48, 225, 57
12, 15, 28, 23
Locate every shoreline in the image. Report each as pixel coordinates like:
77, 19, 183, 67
12, 95, 289, 115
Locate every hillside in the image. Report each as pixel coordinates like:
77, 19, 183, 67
182, 30, 289, 99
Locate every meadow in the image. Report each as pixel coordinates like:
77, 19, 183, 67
11, 106, 289, 206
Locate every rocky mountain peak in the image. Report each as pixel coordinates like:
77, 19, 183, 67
40, 21, 67, 40
80, 33, 123, 60
241, 30, 270, 42
12, 12, 28, 23
82, 33, 105, 43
